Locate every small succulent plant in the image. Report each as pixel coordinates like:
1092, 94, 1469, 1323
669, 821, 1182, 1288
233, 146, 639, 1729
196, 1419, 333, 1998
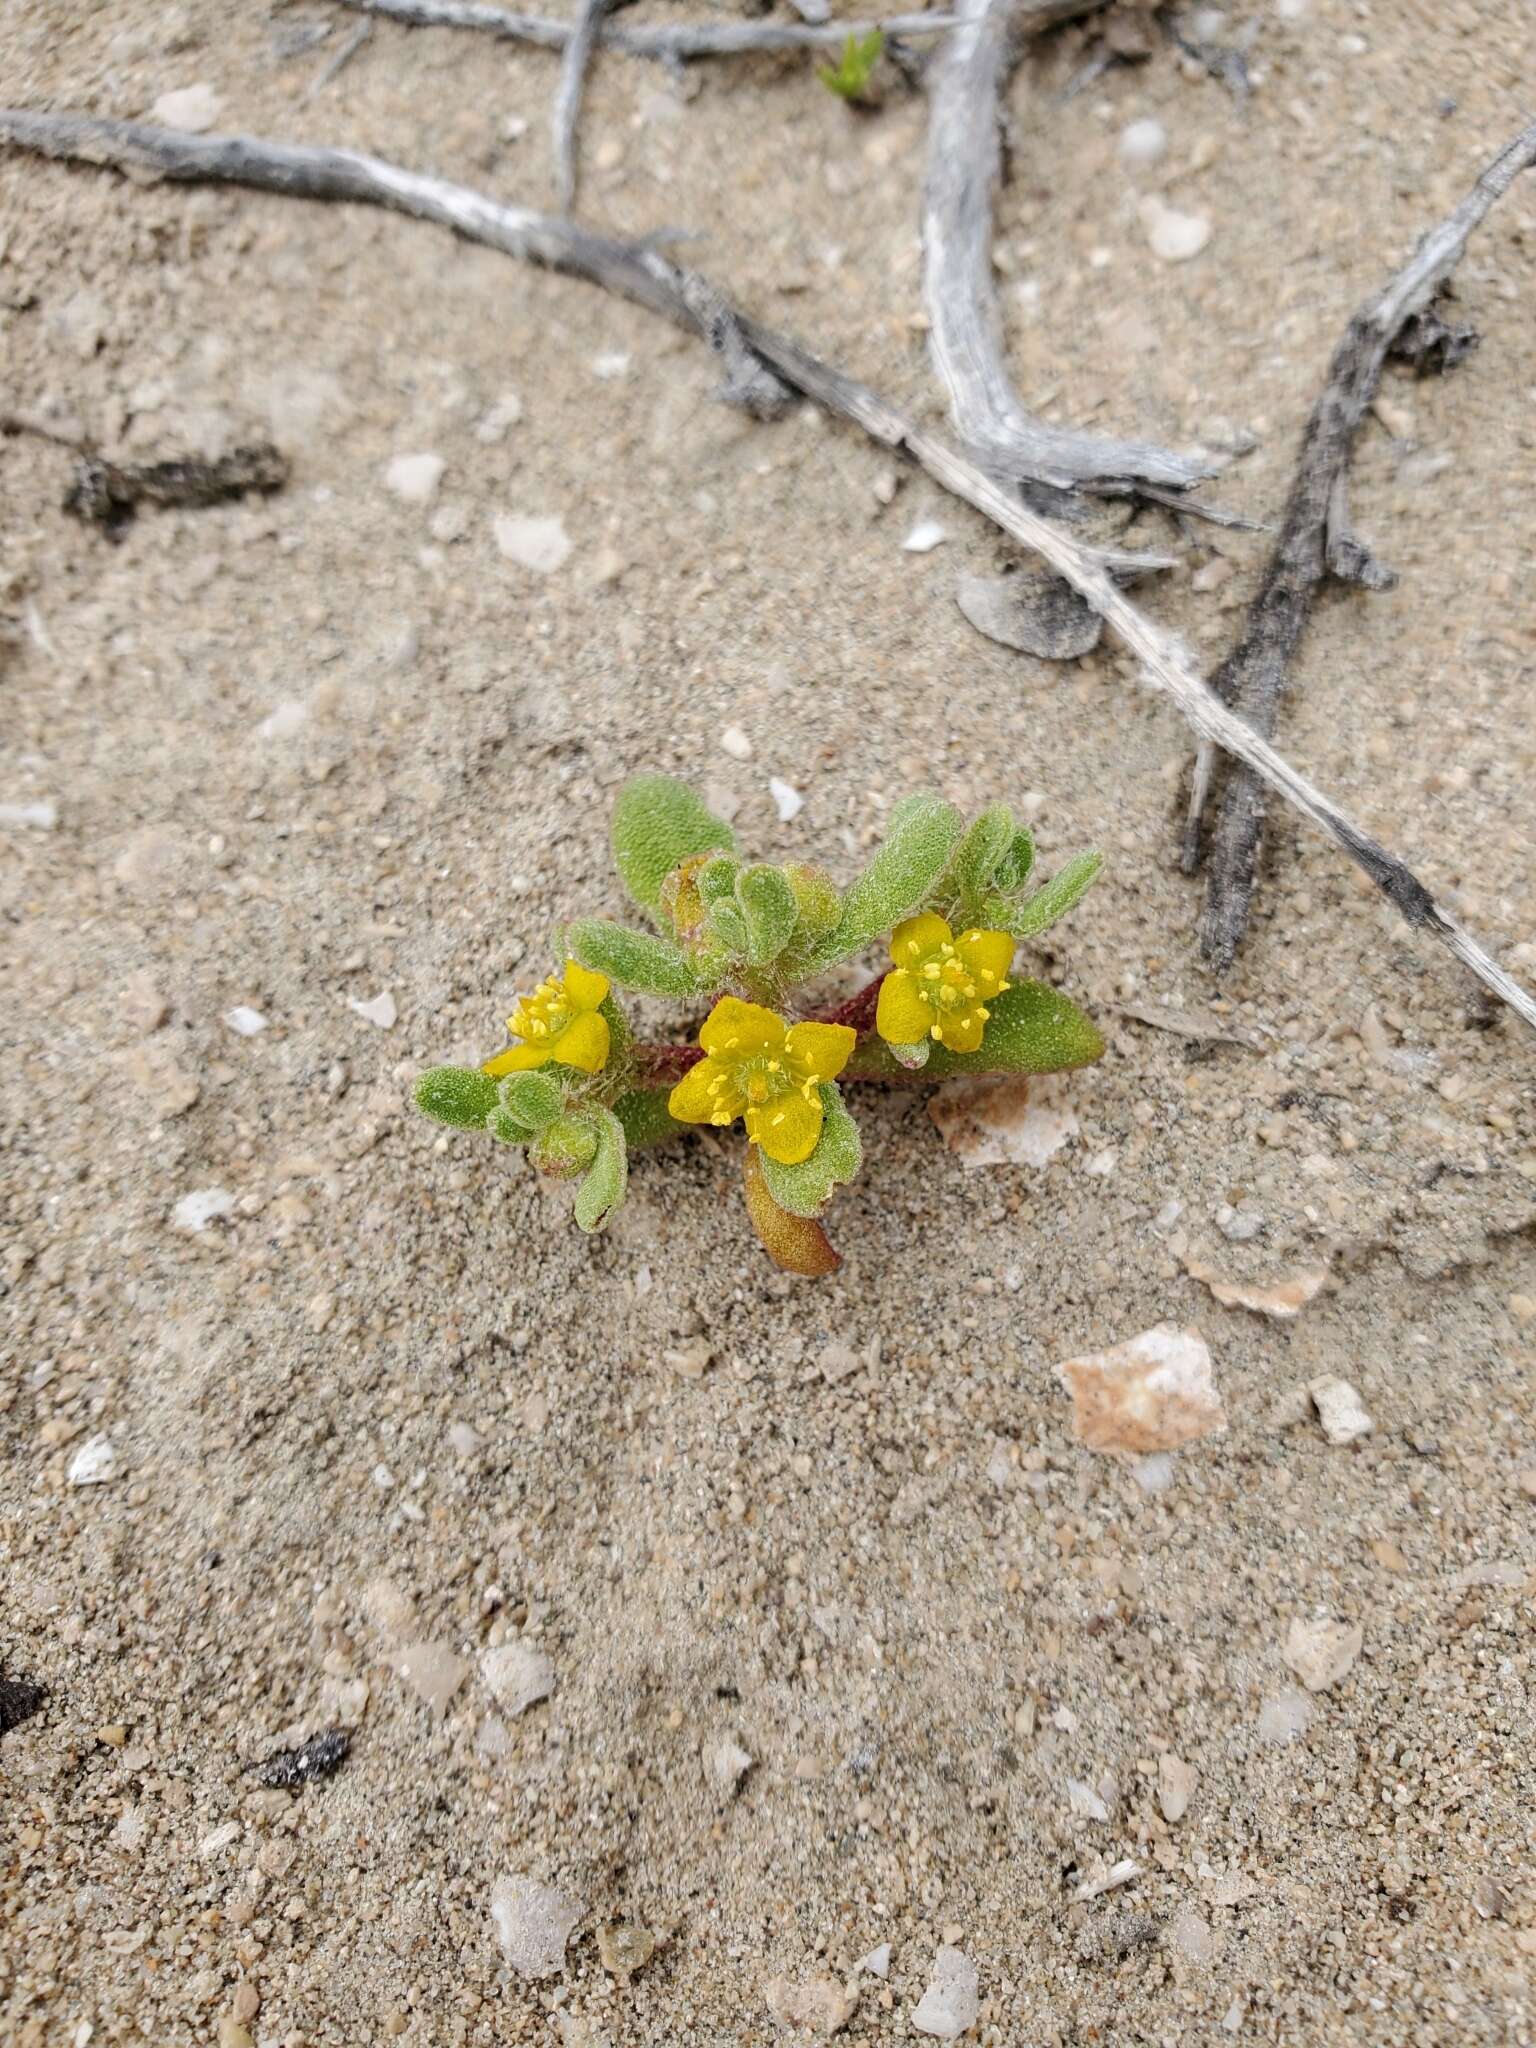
817, 28, 885, 105
413, 776, 1104, 1274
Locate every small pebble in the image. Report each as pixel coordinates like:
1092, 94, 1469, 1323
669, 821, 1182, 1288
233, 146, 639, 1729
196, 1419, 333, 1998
0, 1676, 47, 1734
489, 1874, 583, 1979
912, 1946, 978, 2040
480, 1641, 554, 1718
1119, 118, 1167, 169
1141, 198, 1212, 263
348, 991, 397, 1029
385, 453, 445, 504
769, 775, 803, 822
902, 518, 947, 553
0, 800, 57, 829
1282, 1616, 1363, 1692
256, 701, 307, 741
394, 1641, 470, 1715
173, 1187, 235, 1234
1157, 1752, 1195, 1822
67, 1434, 120, 1486
856, 1942, 891, 1978
475, 392, 523, 442
224, 1006, 268, 1037
152, 83, 223, 133
596, 1921, 655, 1975
591, 352, 631, 380
1067, 1776, 1110, 1821
1257, 1688, 1313, 1745
720, 726, 752, 760
494, 514, 572, 573
1308, 1375, 1373, 1445
703, 1735, 754, 1792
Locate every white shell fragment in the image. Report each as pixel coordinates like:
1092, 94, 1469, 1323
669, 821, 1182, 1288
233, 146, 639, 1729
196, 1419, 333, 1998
172, 1188, 235, 1233
1119, 118, 1168, 169
769, 776, 804, 822
348, 991, 397, 1029
1308, 1375, 1373, 1445
929, 1074, 1078, 1169
68, 1434, 120, 1485
1185, 1259, 1329, 1318
494, 514, 573, 573
1057, 1324, 1225, 1456
385, 452, 446, 504
912, 1946, 979, 2040
1283, 1617, 1363, 1692
151, 84, 222, 133
1141, 197, 1212, 263
902, 518, 948, 554
225, 1006, 268, 1037
489, 1874, 582, 1979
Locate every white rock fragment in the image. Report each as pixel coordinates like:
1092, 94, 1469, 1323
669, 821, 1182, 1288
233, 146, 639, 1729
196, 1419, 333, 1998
902, 518, 947, 554
764, 1973, 858, 2035
1308, 1375, 1373, 1445
151, 84, 222, 133
385, 452, 446, 504
68, 1434, 120, 1486
1057, 1324, 1225, 1456
912, 1946, 978, 2040
703, 1735, 754, 1793
256, 700, 308, 741
1141, 197, 1212, 263
720, 725, 753, 760
1283, 1617, 1363, 1693
0, 800, 57, 829
394, 1641, 470, 1715
494, 514, 572, 574
1185, 1258, 1329, 1319
172, 1188, 235, 1234
1131, 1452, 1175, 1494
1067, 1777, 1110, 1822
1074, 1858, 1141, 1900
475, 391, 524, 442
1157, 1752, 1196, 1823
489, 1874, 582, 1980
480, 1642, 554, 1718
855, 1942, 891, 1978
1119, 118, 1168, 169
591, 351, 631, 380
769, 776, 804, 823
1171, 1908, 1217, 1964
225, 1007, 268, 1037
348, 991, 397, 1029
929, 1074, 1079, 1169
199, 1821, 241, 1858
448, 1421, 482, 1457
1257, 1688, 1314, 1745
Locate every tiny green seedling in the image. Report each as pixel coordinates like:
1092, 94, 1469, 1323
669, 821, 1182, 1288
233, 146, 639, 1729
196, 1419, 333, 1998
818, 29, 885, 105
414, 776, 1104, 1274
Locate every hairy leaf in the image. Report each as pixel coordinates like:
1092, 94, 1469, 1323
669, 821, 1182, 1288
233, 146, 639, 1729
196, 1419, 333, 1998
573, 1107, 628, 1232
743, 1146, 841, 1275
414, 1066, 500, 1130
758, 1082, 862, 1217
611, 775, 736, 919
704, 899, 751, 957
850, 980, 1104, 1079
502, 1071, 563, 1130
1006, 850, 1103, 940
783, 863, 841, 940
819, 793, 963, 963
947, 804, 1015, 917
486, 1105, 534, 1145
991, 826, 1036, 895
735, 864, 798, 965
569, 918, 706, 997
613, 1087, 685, 1150
531, 1114, 599, 1177
696, 855, 740, 905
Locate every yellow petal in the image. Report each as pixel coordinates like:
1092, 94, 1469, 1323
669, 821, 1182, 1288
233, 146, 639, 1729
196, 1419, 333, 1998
876, 969, 933, 1046
699, 996, 785, 1058
482, 1041, 550, 1076
747, 1087, 822, 1165
669, 1056, 742, 1126
889, 911, 952, 968
783, 1020, 856, 1084
551, 1010, 610, 1074
937, 1006, 987, 1054
955, 927, 1015, 986
561, 959, 610, 1013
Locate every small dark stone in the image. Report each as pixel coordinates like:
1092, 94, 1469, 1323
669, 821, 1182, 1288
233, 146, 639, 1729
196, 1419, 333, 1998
249, 1728, 351, 1788
0, 1676, 47, 1735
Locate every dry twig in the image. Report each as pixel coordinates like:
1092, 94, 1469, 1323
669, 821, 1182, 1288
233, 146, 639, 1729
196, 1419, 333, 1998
550, 0, 613, 213
2, 108, 1533, 1035
1187, 118, 1536, 976
923, 0, 1210, 500
336, 0, 961, 61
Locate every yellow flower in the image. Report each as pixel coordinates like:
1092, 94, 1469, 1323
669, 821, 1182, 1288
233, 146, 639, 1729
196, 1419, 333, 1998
668, 997, 855, 1165
483, 959, 611, 1077
875, 912, 1013, 1054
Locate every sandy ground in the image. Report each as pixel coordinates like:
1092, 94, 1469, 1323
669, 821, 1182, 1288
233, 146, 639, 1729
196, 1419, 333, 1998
3, 2, 1536, 2043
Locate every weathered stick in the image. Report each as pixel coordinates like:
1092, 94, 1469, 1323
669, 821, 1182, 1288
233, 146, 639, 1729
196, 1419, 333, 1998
3, 108, 1532, 1034
550, 0, 610, 213
923, 0, 1210, 498
1189, 118, 1536, 976
336, 0, 961, 60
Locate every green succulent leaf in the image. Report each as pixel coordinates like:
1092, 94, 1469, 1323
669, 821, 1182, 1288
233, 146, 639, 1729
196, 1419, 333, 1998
613, 1087, 685, 1150
783, 863, 841, 940
531, 1114, 600, 1177
501, 1071, 563, 1130
611, 775, 736, 919
414, 1066, 500, 1131
818, 792, 963, 964
735, 864, 798, 965
947, 804, 1015, 918
486, 1105, 535, 1145
757, 1082, 863, 1218
569, 917, 707, 997
818, 27, 884, 102
704, 900, 751, 957
573, 1106, 629, 1233
991, 826, 1036, 896
696, 855, 740, 905
1005, 850, 1102, 940
850, 980, 1104, 1080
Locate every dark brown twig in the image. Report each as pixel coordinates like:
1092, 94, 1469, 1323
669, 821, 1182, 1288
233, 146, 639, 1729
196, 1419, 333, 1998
1187, 118, 1536, 976
3, 110, 1533, 1034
